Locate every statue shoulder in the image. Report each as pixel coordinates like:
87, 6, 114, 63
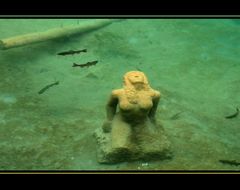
154, 90, 161, 98
150, 90, 160, 99
111, 89, 124, 98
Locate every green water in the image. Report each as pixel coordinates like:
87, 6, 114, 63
0, 18, 239, 171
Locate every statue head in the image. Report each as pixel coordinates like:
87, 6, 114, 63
123, 71, 150, 91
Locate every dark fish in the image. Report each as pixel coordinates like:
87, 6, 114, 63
170, 111, 183, 120
219, 159, 240, 166
57, 49, 87, 56
72, 60, 98, 68
38, 81, 59, 94
225, 107, 239, 119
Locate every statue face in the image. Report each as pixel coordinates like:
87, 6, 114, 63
128, 72, 144, 84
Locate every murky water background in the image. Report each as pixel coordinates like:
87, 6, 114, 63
0, 18, 239, 170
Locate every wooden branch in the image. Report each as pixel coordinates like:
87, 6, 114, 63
0, 19, 114, 50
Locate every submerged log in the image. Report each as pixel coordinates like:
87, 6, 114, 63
0, 19, 114, 50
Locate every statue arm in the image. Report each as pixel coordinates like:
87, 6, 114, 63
106, 90, 119, 121
102, 90, 119, 133
148, 91, 160, 123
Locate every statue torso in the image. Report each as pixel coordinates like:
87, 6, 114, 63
118, 90, 154, 123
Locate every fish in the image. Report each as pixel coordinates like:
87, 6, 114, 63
57, 49, 87, 56
219, 159, 240, 166
72, 60, 98, 68
225, 107, 239, 119
169, 111, 183, 120
38, 81, 59, 94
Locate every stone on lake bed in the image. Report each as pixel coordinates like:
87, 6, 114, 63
0, 93, 17, 105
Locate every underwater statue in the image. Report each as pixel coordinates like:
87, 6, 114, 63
95, 71, 171, 163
